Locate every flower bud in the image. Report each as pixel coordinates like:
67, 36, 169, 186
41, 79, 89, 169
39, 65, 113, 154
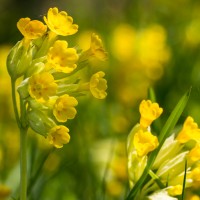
7, 41, 32, 80
27, 109, 55, 136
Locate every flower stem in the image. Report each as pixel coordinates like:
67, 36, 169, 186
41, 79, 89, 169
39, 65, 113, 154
20, 126, 28, 200
11, 80, 21, 128
11, 79, 28, 200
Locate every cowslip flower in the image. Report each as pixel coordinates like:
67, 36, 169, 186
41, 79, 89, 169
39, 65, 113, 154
188, 143, 200, 163
53, 94, 78, 122
28, 72, 57, 100
46, 40, 78, 73
44, 7, 78, 36
89, 71, 107, 99
17, 18, 47, 40
127, 98, 200, 199
8, 6, 108, 153
47, 125, 70, 148
176, 116, 200, 143
167, 185, 183, 196
133, 129, 159, 157
139, 99, 163, 128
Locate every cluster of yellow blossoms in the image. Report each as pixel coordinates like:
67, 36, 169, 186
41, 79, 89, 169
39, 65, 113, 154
7, 7, 107, 148
127, 100, 200, 199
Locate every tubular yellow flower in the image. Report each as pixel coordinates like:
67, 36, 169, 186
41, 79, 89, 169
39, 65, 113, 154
90, 71, 107, 99
44, 7, 78, 36
188, 143, 200, 163
0, 184, 11, 199
191, 166, 200, 182
176, 116, 200, 143
191, 166, 200, 189
53, 94, 78, 122
133, 129, 159, 157
89, 33, 108, 60
167, 185, 183, 196
46, 40, 78, 73
139, 100, 163, 128
47, 125, 70, 148
17, 18, 47, 39
28, 72, 57, 100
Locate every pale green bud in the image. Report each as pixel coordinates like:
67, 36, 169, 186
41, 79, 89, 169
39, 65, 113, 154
7, 41, 33, 80
27, 109, 56, 137
25, 59, 45, 78
17, 78, 29, 99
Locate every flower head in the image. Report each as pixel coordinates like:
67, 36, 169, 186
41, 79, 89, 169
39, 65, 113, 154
44, 7, 78, 36
53, 94, 78, 122
46, 40, 78, 73
139, 100, 163, 128
17, 18, 47, 39
176, 116, 200, 143
47, 125, 70, 148
90, 71, 107, 99
133, 129, 159, 157
28, 72, 57, 100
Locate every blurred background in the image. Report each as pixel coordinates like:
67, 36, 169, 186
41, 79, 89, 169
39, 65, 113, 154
1, 0, 200, 199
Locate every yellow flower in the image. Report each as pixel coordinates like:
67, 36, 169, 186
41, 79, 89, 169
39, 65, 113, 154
89, 33, 107, 60
28, 72, 57, 100
46, 40, 78, 73
47, 125, 70, 148
189, 195, 200, 200
0, 184, 11, 199
139, 100, 163, 128
188, 143, 200, 163
167, 185, 182, 196
90, 71, 107, 99
190, 166, 200, 189
44, 7, 78, 36
176, 116, 200, 143
53, 94, 78, 122
17, 18, 47, 39
133, 129, 159, 157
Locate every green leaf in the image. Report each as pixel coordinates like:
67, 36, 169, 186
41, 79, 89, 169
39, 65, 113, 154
125, 89, 191, 200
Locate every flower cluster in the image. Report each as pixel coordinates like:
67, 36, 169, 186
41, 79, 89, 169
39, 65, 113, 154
127, 99, 200, 199
7, 7, 107, 148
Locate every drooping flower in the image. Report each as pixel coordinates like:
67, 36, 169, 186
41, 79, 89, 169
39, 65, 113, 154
89, 71, 107, 99
28, 72, 57, 100
47, 125, 70, 148
46, 40, 78, 73
89, 33, 108, 60
17, 18, 47, 40
176, 116, 200, 143
44, 7, 78, 36
133, 129, 159, 157
139, 99, 163, 128
53, 94, 78, 122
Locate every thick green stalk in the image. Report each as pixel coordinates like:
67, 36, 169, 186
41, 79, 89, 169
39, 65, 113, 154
11, 79, 28, 200
20, 126, 28, 200
11, 80, 20, 128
